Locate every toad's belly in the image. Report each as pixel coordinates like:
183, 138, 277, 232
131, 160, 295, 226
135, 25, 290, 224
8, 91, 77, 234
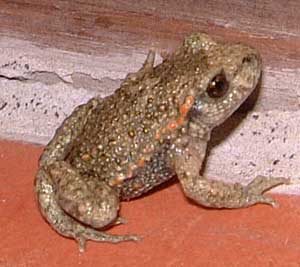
119, 146, 176, 200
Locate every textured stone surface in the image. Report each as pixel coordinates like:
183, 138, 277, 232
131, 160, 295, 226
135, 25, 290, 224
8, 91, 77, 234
206, 111, 300, 194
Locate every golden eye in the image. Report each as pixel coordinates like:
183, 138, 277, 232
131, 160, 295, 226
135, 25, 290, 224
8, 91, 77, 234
207, 71, 229, 98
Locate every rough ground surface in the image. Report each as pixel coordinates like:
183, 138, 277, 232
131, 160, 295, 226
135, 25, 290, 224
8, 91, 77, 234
1, 140, 300, 266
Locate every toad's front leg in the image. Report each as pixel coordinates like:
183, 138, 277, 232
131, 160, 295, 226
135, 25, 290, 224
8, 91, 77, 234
174, 139, 289, 209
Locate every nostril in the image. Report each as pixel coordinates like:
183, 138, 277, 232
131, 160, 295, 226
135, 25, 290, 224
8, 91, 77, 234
242, 54, 255, 65
242, 53, 260, 68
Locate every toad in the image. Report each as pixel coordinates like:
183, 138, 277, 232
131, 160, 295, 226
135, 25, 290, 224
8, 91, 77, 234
35, 33, 288, 251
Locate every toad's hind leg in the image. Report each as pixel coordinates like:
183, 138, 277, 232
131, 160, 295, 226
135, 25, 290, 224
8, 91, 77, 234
35, 98, 139, 252
36, 162, 139, 252
48, 161, 122, 229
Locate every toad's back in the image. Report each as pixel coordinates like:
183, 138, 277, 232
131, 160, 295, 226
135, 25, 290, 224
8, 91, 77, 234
67, 47, 205, 198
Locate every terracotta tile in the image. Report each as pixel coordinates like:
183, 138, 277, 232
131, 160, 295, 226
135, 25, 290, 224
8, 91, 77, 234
1, 139, 300, 267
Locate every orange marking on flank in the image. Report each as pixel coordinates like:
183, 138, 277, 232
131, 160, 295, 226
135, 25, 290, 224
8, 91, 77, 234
155, 96, 195, 141
110, 176, 125, 186
81, 154, 91, 161
179, 105, 189, 116
185, 95, 194, 105
109, 98, 194, 188
180, 95, 194, 116
167, 122, 178, 130
137, 158, 145, 167
177, 116, 185, 125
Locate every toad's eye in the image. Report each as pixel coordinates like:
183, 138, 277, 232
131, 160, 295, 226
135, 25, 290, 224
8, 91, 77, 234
206, 71, 229, 98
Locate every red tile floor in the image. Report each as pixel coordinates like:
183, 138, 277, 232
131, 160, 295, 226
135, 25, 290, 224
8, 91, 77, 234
1, 139, 300, 266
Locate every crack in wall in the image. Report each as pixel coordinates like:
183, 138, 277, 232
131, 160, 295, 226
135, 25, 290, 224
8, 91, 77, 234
0, 71, 122, 92
0, 74, 29, 82
28, 71, 69, 85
